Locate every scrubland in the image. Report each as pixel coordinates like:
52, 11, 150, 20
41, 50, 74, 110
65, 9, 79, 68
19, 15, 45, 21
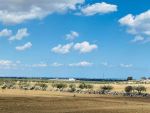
0, 78, 150, 113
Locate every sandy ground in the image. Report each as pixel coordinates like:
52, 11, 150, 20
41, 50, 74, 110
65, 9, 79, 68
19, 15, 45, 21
0, 89, 150, 113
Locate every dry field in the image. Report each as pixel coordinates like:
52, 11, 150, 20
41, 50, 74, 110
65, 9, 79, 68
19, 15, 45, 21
0, 89, 150, 113
93, 84, 150, 93
49, 82, 150, 93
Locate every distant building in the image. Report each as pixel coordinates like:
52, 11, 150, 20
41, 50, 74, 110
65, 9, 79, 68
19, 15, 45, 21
68, 78, 76, 81
49, 78, 76, 81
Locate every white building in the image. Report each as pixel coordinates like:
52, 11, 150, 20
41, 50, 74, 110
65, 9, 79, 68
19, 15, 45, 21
68, 78, 76, 81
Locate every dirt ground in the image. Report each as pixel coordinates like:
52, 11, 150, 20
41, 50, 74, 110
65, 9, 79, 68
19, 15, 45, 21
0, 89, 150, 113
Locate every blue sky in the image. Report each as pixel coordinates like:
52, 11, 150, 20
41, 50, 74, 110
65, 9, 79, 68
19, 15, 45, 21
0, 0, 150, 79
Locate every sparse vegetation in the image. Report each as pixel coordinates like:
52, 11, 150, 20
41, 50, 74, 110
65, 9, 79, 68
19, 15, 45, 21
86, 84, 94, 90
35, 83, 48, 91
100, 85, 113, 91
69, 84, 76, 92
18, 81, 30, 90
78, 83, 87, 89
135, 86, 146, 94
78, 83, 93, 90
0, 78, 149, 97
52, 83, 67, 91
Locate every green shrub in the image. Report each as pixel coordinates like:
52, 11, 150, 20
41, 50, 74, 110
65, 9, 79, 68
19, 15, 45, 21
125, 86, 133, 93
78, 83, 93, 90
100, 85, 113, 92
78, 83, 87, 89
69, 84, 76, 92
52, 83, 67, 90
135, 86, 146, 94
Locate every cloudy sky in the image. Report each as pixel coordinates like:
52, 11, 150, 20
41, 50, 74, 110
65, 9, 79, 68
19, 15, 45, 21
0, 0, 150, 79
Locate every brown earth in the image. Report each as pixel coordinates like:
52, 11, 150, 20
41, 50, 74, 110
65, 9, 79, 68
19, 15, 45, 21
0, 89, 150, 113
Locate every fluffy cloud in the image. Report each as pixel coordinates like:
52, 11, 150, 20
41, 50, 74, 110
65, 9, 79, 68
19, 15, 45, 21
16, 42, 32, 51
51, 41, 98, 54
9, 28, 29, 41
81, 2, 117, 16
74, 41, 97, 53
120, 64, 133, 68
0, 60, 20, 69
119, 10, 150, 43
51, 43, 73, 54
0, 60, 49, 69
65, 31, 79, 40
0, 29, 12, 37
69, 61, 92, 67
51, 62, 63, 67
0, 0, 84, 24
0, 60, 13, 66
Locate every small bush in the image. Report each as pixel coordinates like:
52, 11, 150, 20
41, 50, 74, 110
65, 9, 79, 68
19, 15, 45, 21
135, 86, 146, 94
18, 82, 30, 90
51, 83, 57, 88
52, 83, 67, 90
0, 81, 16, 89
1, 84, 7, 90
125, 86, 133, 93
35, 83, 48, 91
78, 83, 87, 89
69, 84, 76, 92
100, 85, 113, 92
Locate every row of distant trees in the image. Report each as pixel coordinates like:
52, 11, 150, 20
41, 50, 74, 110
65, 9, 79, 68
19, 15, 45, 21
127, 76, 150, 81
52, 82, 94, 92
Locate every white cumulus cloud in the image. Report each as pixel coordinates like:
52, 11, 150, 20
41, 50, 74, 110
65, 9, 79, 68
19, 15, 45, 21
69, 61, 92, 67
120, 64, 133, 68
51, 43, 73, 54
81, 2, 117, 16
0, 0, 84, 24
0, 29, 12, 37
119, 10, 150, 43
74, 41, 97, 53
9, 28, 29, 41
66, 31, 79, 40
0, 60, 20, 69
16, 42, 32, 51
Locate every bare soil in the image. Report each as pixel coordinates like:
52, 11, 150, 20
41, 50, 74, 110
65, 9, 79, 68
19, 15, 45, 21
0, 90, 150, 113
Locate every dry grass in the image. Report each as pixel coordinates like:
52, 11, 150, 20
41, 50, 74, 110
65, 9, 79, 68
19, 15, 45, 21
0, 89, 150, 113
94, 84, 150, 93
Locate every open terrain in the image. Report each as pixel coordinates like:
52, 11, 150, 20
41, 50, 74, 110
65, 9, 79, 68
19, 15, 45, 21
0, 78, 150, 113
0, 89, 150, 113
